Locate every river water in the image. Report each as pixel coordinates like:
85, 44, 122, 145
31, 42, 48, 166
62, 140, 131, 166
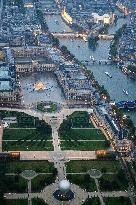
45, 15, 136, 125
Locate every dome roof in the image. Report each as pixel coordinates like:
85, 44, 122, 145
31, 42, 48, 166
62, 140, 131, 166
59, 180, 70, 192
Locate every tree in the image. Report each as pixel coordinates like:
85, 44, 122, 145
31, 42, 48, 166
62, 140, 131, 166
88, 35, 99, 50
49, 35, 60, 47
101, 168, 107, 173
36, 120, 51, 135
127, 65, 136, 74
36, 10, 48, 32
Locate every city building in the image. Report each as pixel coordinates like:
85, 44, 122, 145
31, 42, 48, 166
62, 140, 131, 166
61, 7, 73, 24
0, 64, 21, 107
23, 0, 34, 8
55, 63, 96, 104
92, 13, 115, 24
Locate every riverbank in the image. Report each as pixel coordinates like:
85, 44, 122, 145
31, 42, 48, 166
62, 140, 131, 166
45, 15, 136, 126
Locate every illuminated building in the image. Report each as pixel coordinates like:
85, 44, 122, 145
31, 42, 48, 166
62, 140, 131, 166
24, 0, 34, 8
61, 7, 72, 25
92, 13, 115, 24
34, 81, 46, 91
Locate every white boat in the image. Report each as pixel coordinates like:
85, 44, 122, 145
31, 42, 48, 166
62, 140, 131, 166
90, 56, 95, 61
123, 89, 128, 95
105, 72, 112, 78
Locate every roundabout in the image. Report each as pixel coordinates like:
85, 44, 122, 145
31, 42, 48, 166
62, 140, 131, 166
88, 169, 102, 179
21, 170, 37, 180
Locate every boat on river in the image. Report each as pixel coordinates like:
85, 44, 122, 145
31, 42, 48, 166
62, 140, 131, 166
123, 89, 128, 95
116, 100, 136, 109
90, 56, 94, 61
105, 72, 112, 78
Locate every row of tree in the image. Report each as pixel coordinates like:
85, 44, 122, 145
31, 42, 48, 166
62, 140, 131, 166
110, 24, 127, 59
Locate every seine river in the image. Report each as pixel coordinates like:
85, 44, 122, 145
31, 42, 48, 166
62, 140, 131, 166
45, 15, 136, 125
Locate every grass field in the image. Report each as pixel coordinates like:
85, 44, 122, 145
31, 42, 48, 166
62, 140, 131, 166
0, 110, 39, 128
3, 128, 51, 140
67, 174, 97, 192
2, 110, 52, 151
59, 111, 109, 151
104, 197, 131, 205
3, 175, 27, 193
66, 160, 128, 192
83, 198, 101, 205
99, 172, 128, 191
6, 161, 55, 173
66, 160, 121, 173
64, 128, 106, 140
1, 200, 28, 205
3, 140, 53, 151
37, 102, 57, 113
32, 198, 48, 205
67, 111, 93, 128
32, 174, 56, 192
61, 140, 109, 151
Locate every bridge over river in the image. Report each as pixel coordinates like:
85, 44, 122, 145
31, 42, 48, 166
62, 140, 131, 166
51, 32, 88, 39
81, 59, 112, 66
52, 32, 114, 40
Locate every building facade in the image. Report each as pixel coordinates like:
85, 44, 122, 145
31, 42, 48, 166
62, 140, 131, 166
0, 64, 21, 107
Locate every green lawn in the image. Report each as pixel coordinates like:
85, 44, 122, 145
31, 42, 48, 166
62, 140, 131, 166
68, 111, 92, 127
83, 198, 101, 205
66, 160, 121, 173
2, 111, 52, 151
69, 128, 106, 140
0, 111, 53, 151
61, 140, 109, 151
2, 175, 27, 193
104, 197, 131, 205
99, 172, 128, 191
1, 200, 28, 205
3, 128, 51, 140
67, 174, 97, 192
59, 111, 109, 151
3, 140, 53, 151
32, 174, 56, 192
0, 111, 38, 128
32, 198, 48, 205
6, 161, 55, 173
37, 102, 57, 113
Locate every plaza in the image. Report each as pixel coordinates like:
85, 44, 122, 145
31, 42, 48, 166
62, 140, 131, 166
19, 72, 65, 106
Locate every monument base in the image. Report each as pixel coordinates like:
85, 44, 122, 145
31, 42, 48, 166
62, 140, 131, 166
53, 190, 74, 201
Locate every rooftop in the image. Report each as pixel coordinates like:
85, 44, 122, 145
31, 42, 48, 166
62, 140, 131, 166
0, 80, 12, 91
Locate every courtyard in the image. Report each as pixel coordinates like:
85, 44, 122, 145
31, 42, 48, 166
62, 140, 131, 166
19, 72, 65, 106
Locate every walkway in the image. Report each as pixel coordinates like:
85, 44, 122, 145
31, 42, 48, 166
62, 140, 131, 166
95, 178, 105, 205
4, 190, 130, 202
18, 150, 96, 161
